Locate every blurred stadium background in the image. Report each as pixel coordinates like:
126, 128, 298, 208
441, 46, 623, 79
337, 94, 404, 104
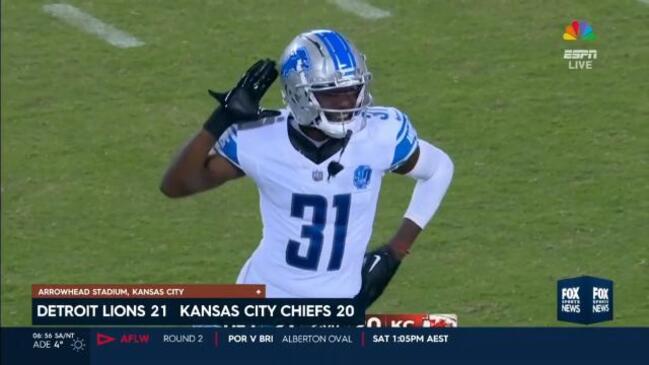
2, 0, 648, 325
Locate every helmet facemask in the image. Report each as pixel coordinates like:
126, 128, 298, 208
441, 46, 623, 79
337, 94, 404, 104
308, 81, 372, 138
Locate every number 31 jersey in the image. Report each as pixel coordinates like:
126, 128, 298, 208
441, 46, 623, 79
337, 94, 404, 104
215, 106, 418, 298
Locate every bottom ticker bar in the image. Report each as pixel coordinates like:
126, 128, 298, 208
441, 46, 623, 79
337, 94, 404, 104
2, 327, 648, 365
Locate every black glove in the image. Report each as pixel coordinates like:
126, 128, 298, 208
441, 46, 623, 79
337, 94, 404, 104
203, 59, 281, 138
355, 245, 402, 309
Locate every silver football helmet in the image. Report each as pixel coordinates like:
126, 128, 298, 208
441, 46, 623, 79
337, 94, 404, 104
279, 29, 372, 138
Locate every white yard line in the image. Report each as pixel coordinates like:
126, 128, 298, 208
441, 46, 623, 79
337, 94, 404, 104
328, 0, 392, 19
638, 0, 649, 5
42, 3, 144, 48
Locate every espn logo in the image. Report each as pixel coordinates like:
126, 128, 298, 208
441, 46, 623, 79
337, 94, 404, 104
365, 314, 457, 328
563, 49, 597, 60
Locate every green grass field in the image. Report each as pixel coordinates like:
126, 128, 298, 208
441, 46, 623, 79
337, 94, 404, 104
2, 0, 648, 326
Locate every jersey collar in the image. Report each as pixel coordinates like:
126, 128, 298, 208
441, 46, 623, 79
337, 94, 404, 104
287, 116, 348, 165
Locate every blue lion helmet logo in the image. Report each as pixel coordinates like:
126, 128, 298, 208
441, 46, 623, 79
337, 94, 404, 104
281, 47, 310, 77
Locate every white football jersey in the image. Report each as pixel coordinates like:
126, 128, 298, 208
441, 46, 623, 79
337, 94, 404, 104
214, 106, 418, 298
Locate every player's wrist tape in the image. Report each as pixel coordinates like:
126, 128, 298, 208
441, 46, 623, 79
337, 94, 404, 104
203, 106, 234, 139
388, 243, 410, 259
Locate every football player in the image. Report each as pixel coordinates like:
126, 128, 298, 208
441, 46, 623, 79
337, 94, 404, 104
161, 30, 453, 308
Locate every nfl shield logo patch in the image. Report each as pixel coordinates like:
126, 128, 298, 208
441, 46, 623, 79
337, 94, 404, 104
353, 165, 372, 189
312, 170, 323, 181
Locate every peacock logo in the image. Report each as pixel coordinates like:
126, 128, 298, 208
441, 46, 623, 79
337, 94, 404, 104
563, 20, 596, 41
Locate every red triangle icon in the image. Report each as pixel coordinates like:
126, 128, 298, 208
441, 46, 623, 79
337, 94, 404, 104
96, 333, 116, 346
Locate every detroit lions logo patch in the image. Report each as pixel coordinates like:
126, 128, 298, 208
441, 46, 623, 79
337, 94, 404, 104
281, 47, 310, 77
353, 165, 372, 189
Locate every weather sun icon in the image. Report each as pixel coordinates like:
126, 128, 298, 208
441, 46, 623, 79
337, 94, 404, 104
71, 338, 86, 352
